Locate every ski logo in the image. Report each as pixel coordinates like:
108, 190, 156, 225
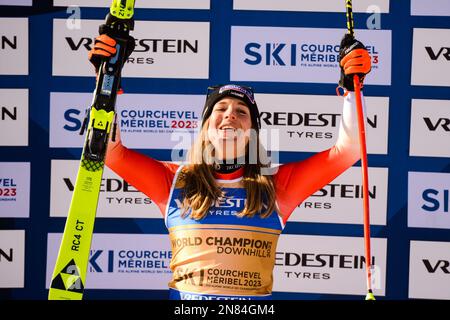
50, 259, 84, 293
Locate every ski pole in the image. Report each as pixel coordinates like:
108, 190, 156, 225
344, 0, 376, 301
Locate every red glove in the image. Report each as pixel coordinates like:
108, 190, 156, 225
338, 34, 372, 91
88, 34, 117, 73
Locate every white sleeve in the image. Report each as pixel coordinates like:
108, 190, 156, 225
334, 91, 366, 158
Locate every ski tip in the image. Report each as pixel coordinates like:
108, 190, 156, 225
365, 291, 376, 301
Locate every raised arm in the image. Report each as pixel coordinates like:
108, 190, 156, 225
88, 33, 179, 217
274, 92, 363, 224
274, 34, 371, 224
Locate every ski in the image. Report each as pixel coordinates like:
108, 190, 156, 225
48, 0, 136, 300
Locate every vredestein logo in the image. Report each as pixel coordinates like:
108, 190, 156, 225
1, 34, 17, 50
1, 105, 17, 121
260, 111, 379, 128
302, 183, 377, 210
422, 259, 450, 274
134, 38, 198, 53
275, 251, 376, 280
62, 176, 152, 205
53, 19, 209, 78
65, 37, 199, 54
260, 111, 379, 140
0, 247, 13, 262
423, 117, 450, 132
65, 36, 199, 67
65, 37, 92, 51
426, 47, 450, 61
311, 183, 377, 199
63, 177, 137, 192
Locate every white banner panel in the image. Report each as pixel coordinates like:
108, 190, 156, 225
289, 166, 388, 225
50, 160, 162, 218
0, 0, 32, 5
50, 92, 203, 150
53, 19, 210, 78
411, 28, 450, 87
0, 162, 30, 218
409, 241, 450, 300
257, 93, 389, 154
0, 230, 25, 288
411, 0, 450, 16
231, 27, 391, 85
408, 172, 450, 229
0, 18, 28, 75
54, 0, 210, 9
273, 235, 387, 296
0, 89, 28, 146
410, 99, 450, 158
46, 233, 172, 290
234, 0, 390, 13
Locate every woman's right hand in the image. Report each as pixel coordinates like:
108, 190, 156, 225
88, 34, 117, 74
88, 33, 135, 75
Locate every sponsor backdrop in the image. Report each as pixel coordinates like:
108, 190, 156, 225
0, 0, 450, 300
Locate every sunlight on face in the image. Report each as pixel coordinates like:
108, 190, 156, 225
207, 97, 253, 160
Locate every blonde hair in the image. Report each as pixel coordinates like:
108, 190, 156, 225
179, 118, 277, 220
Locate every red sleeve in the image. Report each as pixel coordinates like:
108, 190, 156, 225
274, 145, 359, 225
105, 141, 179, 217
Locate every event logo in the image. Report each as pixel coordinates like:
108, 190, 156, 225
408, 172, 450, 229
233, 0, 390, 13
0, 163, 30, 218
50, 92, 203, 150
273, 235, 386, 296
410, 99, 450, 158
409, 241, 450, 299
0, 230, 25, 288
411, 0, 450, 16
0, 18, 28, 75
256, 93, 389, 154
289, 166, 388, 225
0, 89, 28, 146
88, 249, 171, 273
231, 27, 391, 85
46, 233, 173, 290
50, 160, 161, 218
53, 19, 209, 78
54, 0, 210, 9
412, 28, 450, 86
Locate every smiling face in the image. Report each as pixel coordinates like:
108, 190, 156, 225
206, 97, 253, 161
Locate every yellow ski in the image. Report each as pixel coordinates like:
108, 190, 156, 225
48, 0, 136, 300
